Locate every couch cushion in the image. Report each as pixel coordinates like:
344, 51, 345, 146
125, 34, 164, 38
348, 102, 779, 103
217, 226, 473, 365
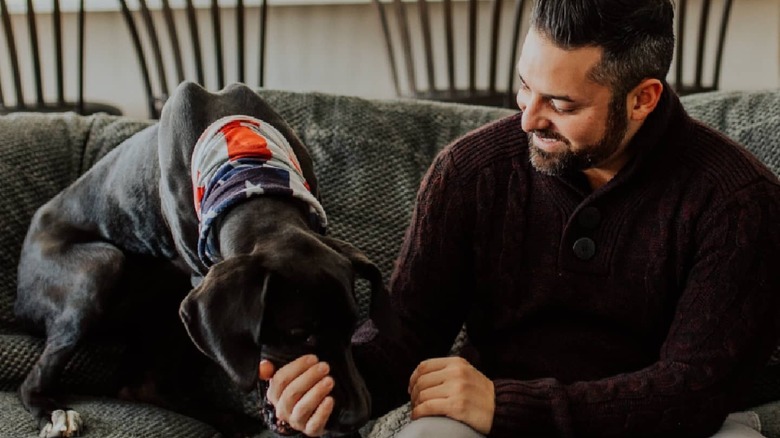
681, 89, 780, 176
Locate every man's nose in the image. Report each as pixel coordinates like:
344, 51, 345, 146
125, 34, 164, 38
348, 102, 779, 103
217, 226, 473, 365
517, 93, 550, 132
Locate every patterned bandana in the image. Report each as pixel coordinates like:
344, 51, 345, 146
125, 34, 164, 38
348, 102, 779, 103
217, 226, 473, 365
191, 115, 327, 267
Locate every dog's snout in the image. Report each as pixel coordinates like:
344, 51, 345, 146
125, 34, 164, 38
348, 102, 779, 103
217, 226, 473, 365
324, 407, 370, 436
337, 407, 370, 431
325, 367, 371, 435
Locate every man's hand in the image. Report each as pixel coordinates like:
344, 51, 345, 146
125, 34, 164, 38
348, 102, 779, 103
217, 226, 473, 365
259, 355, 335, 437
408, 356, 494, 435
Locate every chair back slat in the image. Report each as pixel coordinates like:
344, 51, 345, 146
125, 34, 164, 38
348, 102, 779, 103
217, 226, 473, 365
258, 0, 267, 86
1, 0, 25, 107
185, 0, 205, 86
373, 0, 401, 96
161, 0, 185, 84
119, 0, 155, 118
393, 0, 417, 95
76, 0, 84, 113
467, 0, 476, 92
417, 0, 435, 92
25, 0, 43, 106
0, 0, 120, 114
210, 0, 224, 89
693, 0, 711, 89
237, 0, 244, 84
711, 0, 732, 91
675, 0, 686, 89
120, 1, 269, 118
53, 0, 67, 106
138, 0, 169, 103
673, 0, 733, 95
505, 0, 524, 107
487, 0, 502, 93
373, 0, 526, 109
443, 0, 454, 92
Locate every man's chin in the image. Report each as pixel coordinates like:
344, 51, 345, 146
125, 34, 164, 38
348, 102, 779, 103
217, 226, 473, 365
530, 145, 567, 176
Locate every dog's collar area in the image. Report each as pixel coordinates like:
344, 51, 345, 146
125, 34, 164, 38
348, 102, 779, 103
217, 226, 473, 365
191, 115, 328, 267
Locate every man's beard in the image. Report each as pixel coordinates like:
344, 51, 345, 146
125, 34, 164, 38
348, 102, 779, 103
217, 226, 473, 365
528, 95, 629, 176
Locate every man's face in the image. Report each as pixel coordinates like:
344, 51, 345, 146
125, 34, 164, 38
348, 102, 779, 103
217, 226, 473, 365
516, 28, 630, 176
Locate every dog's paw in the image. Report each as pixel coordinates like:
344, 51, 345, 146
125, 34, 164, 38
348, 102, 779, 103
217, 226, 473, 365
39, 410, 82, 438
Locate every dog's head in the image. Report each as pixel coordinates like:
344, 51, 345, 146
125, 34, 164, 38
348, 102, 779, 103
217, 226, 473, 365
178, 231, 386, 435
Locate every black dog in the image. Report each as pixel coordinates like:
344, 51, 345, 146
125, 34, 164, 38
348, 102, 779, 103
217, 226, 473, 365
14, 81, 388, 437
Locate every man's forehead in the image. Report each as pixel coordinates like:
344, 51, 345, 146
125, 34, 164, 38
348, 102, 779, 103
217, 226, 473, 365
517, 28, 605, 98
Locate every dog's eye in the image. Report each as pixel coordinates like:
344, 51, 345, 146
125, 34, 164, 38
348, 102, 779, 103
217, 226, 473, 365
287, 328, 308, 339
287, 327, 317, 346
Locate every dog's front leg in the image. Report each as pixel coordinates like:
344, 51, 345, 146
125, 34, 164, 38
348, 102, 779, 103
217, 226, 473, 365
16, 214, 129, 437
20, 333, 84, 438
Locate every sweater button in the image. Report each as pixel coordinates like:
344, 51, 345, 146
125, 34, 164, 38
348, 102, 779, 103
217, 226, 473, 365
577, 206, 601, 229
572, 237, 596, 260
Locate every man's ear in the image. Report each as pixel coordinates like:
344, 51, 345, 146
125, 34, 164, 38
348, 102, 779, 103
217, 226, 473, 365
628, 78, 664, 122
179, 254, 268, 391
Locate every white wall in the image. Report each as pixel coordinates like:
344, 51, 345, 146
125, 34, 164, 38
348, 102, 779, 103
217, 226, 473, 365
706, 0, 779, 92
1, 0, 778, 120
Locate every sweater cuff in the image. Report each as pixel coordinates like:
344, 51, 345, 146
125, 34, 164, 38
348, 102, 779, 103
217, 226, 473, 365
489, 378, 567, 437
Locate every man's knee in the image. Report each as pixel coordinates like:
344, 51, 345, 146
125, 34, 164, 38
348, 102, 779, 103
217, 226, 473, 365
396, 416, 485, 438
710, 412, 765, 438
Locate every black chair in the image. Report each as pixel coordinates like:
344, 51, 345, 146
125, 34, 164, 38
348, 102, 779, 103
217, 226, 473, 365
671, 0, 734, 96
118, 0, 268, 119
0, 0, 122, 115
372, 0, 527, 109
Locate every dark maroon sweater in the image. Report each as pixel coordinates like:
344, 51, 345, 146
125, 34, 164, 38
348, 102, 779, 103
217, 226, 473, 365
352, 90, 780, 437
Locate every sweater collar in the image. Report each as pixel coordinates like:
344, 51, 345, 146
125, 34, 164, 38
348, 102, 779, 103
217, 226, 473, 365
605, 83, 682, 186
555, 83, 683, 196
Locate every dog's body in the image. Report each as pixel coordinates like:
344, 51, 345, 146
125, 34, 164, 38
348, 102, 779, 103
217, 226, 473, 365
15, 82, 382, 437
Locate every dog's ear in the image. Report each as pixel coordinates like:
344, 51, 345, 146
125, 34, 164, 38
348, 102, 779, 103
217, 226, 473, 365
179, 254, 268, 391
317, 236, 399, 335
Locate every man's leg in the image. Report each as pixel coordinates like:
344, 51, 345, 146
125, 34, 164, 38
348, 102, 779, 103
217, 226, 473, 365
395, 412, 763, 437
710, 412, 764, 438
396, 417, 484, 438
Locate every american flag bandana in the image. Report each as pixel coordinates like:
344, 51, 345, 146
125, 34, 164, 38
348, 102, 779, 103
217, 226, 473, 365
191, 115, 327, 267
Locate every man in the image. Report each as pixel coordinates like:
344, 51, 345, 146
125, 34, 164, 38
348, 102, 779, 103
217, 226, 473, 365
261, 0, 780, 436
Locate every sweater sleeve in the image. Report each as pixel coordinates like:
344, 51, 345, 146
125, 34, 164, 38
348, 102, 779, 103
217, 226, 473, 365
490, 181, 780, 437
352, 146, 477, 417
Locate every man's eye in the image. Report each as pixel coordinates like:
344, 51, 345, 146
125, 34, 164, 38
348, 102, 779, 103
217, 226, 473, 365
551, 101, 575, 114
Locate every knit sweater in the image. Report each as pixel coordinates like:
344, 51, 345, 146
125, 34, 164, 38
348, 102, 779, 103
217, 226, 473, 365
352, 89, 780, 437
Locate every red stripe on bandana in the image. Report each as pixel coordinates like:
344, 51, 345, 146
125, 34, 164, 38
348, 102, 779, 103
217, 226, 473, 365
195, 184, 205, 213
221, 119, 272, 161
284, 147, 310, 191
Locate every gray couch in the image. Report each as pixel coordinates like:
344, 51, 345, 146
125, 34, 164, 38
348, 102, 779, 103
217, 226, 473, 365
0, 88, 778, 437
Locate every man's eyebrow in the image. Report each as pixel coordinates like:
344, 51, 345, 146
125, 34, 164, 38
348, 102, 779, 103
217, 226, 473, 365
518, 74, 576, 103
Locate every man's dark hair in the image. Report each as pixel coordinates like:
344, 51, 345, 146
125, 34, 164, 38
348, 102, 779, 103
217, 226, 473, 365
530, 0, 675, 96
